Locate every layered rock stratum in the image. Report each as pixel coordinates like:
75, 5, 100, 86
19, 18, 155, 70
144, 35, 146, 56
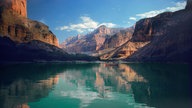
60, 25, 134, 55
0, 0, 27, 17
0, 0, 59, 47
100, 0, 192, 62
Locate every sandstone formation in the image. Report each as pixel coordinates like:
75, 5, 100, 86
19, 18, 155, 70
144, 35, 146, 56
102, 12, 174, 60
0, 0, 59, 47
60, 25, 124, 53
126, 1, 192, 62
101, 0, 192, 62
0, 0, 27, 17
98, 27, 136, 59
132, 12, 173, 42
100, 41, 149, 60
101, 27, 134, 50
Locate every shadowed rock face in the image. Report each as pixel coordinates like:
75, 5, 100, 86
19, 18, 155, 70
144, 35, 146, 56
101, 0, 192, 62
122, 0, 192, 62
186, 0, 192, 10
0, 0, 59, 47
132, 12, 173, 42
0, 36, 68, 62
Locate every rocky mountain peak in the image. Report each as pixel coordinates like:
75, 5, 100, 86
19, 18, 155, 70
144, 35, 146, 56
95, 25, 111, 35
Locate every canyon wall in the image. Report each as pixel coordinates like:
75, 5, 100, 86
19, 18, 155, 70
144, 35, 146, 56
100, 0, 192, 62
0, 0, 59, 47
0, 0, 27, 17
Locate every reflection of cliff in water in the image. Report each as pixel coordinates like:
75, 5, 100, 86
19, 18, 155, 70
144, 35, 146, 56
1, 63, 189, 108
128, 63, 192, 108
94, 63, 147, 97
59, 63, 148, 107
0, 76, 59, 108
0, 64, 64, 108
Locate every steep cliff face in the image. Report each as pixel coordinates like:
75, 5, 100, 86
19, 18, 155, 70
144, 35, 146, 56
94, 25, 115, 50
61, 25, 123, 53
128, 8, 192, 62
0, 0, 59, 47
60, 35, 80, 49
101, 0, 192, 62
104, 0, 192, 62
132, 12, 173, 42
186, 0, 192, 10
101, 27, 134, 50
0, 0, 27, 17
98, 27, 135, 59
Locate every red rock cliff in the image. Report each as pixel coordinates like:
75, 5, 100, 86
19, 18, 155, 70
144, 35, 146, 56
0, 0, 27, 17
61, 25, 123, 53
100, 0, 192, 61
0, 0, 59, 47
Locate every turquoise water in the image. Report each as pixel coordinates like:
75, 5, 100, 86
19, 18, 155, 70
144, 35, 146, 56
0, 63, 191, 108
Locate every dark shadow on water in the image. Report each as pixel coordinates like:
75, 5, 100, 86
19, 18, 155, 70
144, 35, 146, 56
128, 63, 192, 108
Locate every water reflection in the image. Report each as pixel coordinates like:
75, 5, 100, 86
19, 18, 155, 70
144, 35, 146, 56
0, 76, 58, 108
0, 63, 191, 108
0, 63, 66, 108
54, 63, 149, 108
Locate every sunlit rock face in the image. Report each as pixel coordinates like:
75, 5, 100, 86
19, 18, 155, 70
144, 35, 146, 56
0, 0, 27, 17
0, 0, 59, 47
100, 27, 134, 50
104, 1, 192, 62
10, 0, 27, 17
100, 41, 149, 60
101, 12, 174, 60
94, 25, 118, 50
60, 25, 127, 53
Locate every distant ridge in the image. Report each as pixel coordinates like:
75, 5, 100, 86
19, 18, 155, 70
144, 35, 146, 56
60, 25, 134, 54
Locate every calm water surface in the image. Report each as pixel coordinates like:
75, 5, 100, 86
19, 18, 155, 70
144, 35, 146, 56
0, 63, 191, 108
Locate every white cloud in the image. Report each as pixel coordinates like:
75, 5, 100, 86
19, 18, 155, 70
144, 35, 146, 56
99, 23, 116, 28
57, 16, 117, 33
136, 1, 186, 18
129, 17, 137, 21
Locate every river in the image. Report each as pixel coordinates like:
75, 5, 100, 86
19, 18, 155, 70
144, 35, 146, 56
0, 63, 191, 108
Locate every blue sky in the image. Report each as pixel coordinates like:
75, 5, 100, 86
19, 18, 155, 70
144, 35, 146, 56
27, 0, 186, 43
